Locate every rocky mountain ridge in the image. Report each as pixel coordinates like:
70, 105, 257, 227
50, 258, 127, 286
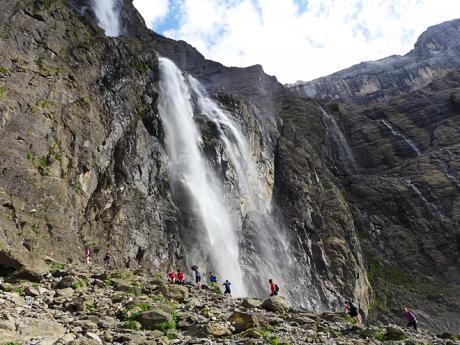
288, 19, 460, 103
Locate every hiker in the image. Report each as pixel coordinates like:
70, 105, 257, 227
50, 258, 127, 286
191, 265, 202, 289
403, 307, 417, 331
103, 252, 111, 268
168, 271, 177, 283
177, 270, 185, 285
345, 300, 360, 323
223, 279, 232, 297
85, 248, 92, 266
269, 279, 279, 296
209, 272, 217, 287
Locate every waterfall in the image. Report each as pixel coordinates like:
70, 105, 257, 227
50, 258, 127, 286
188, 79, 295, 301
380, 119, 421, 156
91, 0, 121, 37
317, 106, 358, 174
158, 58, 246, 296
431, 153, 460, 189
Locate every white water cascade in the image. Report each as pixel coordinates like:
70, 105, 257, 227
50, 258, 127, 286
188, 79, 294, 299
317, 106, 358, 174
158, 58, 246, 296
91, 0, 121, 37
381, 119, 421, 156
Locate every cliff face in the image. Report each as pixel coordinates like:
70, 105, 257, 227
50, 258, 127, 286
0, 0, 458, 334
0, 0, 184, 275
288, 18, 460, 332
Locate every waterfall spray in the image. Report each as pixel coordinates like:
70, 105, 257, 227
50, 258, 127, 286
91, 0, 121, 37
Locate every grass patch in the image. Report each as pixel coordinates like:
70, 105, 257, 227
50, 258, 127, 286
122, 303, 151, 321
154, 320, 176, 332
31, 223, 40, 233
123, 319, 140, 330
344, 315, 358, 325
134, 63, 149, 74
0, 86, 7, 99
36, 99, 54, 109
71, 278, 87, 290
84, 303, 95, 312
374, 329, 384, 341
50, 262, 65, 272
260, 326, 277, 344
0, 67, 10, 75
14, 287, 24, 295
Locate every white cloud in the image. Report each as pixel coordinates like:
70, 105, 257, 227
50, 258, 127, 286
132, 0, 169, 27
134, 0, 460, 83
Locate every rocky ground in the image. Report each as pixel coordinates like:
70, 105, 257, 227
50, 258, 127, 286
1, 261, 459, 345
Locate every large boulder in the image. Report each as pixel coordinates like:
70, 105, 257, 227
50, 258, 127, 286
161, 284, 189, 302
137, 309, 172, 330
261, 296, 289, 313
385, 324, 406, 340
0, 249, 49, 282
207, 322, 232, 337
241, 298, 263, 309
228, 311, 267, 333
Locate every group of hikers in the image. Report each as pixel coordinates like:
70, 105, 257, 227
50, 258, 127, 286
167, 265, 280, 299
344, 301, 417, 330
84, 249, 418, 331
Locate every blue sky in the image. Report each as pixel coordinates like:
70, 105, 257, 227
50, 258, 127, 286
132, 0, 460, 83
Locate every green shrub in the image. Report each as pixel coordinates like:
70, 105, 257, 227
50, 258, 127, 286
123, 320, 140, 330
71, 278, 87, 290
154, 320, 176, 331
374, 329, 384, 341
84, 303, 95, 312
122, 303, 151, 321
50, 262, 65, 272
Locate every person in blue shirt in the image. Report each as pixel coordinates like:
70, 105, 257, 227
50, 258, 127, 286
223, 280, 232, 297
209, 272, 217, 287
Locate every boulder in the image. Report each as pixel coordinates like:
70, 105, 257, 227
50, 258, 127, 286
0, 249, 49, 282
137, 309, 172, 330
261, 296, 289, 313
206, 322, 232, 337
23, 286, 41, 297
228, 311, 265, 333
56, 287, 74, 298
161, 284, 189, 302
385, 324, 406, 340
57, 275, 78, 289
242, 298, 263, 309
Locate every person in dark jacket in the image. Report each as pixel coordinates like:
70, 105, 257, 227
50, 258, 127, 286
403, 307, 417, 330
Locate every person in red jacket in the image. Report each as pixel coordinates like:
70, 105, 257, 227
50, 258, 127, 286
168, 271, 177, 283
177, 270, 185, 285
269, 279, 278, 296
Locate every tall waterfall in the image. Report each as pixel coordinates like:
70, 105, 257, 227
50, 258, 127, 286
91, 0, 121, 37
158, 58, 246, 296
158, 57, 296, 300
